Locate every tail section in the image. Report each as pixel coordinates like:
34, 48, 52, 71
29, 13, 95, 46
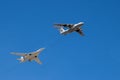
58, 27, 66, 34
17, 57, 24, 63
17, 58, 22, 63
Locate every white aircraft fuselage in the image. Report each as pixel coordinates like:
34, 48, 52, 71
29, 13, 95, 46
19, 53, 38, 62
61, 22, 84, 35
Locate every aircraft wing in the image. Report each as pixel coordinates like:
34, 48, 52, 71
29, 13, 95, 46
11, 52, 27, 56
54, 24, 74, 28
30, 48, 45, 55
76, 29, 84, 36
34, 58, 42, 64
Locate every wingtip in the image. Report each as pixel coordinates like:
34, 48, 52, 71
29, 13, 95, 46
39, 62, 42, 64
53, 24, 62, 29
41, 48, 45, 50
79, 34, 84, 36
10, 52, 15, 54
53, 24, 58, 27
54, 23, 59, 26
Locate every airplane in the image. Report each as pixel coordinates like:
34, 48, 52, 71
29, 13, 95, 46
11, 48, 45, 64
54, 22, 84, 36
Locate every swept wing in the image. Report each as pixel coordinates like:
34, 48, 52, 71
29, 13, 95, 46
11, 52, 27, 56
54, 24, 74, 28
30, 48, 45, 55
34, 58, 42, 64
76, 29, 84, 36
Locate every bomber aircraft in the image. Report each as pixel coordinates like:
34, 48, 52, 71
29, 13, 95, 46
11, 48, 45, 64
54, 22, 84, 36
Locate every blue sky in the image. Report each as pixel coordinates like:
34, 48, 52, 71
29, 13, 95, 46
0, 0, 120, 80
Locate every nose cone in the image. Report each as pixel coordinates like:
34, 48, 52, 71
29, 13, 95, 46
80, 22, 84, 25
40, 48, 45, 51
37, 48, 45, 52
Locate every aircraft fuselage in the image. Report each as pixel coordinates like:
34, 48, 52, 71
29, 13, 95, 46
62, 22, 84, 35
20, 53, 38, 62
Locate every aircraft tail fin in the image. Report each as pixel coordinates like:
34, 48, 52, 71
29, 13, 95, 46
58, 27, 66, 34
17, 58, 22, 63
17, 57, 24, 63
